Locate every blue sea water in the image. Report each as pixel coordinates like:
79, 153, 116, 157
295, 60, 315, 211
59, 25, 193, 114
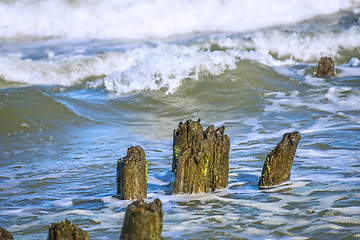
0, 0, 360, 239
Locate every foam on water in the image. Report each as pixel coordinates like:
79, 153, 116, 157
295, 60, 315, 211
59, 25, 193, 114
0, 42, 239, 93
337, 57, 360, 77
0, 0, 358, 40
0, 52, 125, 86
1, 2, 360, 239
52, 197, 74, 208
99, 47, 238, 94
1, 39, 359, 96
211, 25, 360, 62
7, 221, 42, 233
248, 26, 360, 61
1, 20, 360, 95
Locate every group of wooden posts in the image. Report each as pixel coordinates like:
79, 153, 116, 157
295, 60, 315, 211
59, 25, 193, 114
115, 55, 337, 239
116, 119, 301, 240
0, 57, 334, 240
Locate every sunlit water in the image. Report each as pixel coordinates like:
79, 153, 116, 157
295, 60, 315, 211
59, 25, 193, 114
1, 1, 360, 239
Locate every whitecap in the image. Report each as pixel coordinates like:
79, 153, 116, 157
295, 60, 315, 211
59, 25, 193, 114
0, 0, 358, 40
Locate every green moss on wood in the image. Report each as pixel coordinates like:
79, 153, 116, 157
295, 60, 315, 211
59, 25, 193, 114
117, 145, 147, 200
120, 199, 163, 240
173, 122, 230, 194
48, 219, 89, 240
172, 119, 203, 172
200, 156, 209, 192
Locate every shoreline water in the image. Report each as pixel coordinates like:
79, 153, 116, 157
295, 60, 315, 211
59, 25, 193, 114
1, 1, 360, 239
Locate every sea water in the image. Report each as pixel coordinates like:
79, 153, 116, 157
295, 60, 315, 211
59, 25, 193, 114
0, 0, 360, 239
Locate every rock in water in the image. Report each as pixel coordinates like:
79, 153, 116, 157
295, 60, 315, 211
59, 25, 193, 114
0, 227, 13, 240
173, 120, 230, 194
48, 220, 89, 240
316, 57, 335, 77
258, 131, 301, 188
172, 118, 203, 172
117, 146, 147, 200
120, 199, 163, 240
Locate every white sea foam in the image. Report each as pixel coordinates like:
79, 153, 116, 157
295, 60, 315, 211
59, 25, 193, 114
7, 220, 42, 233
303, 223, 343, 233
338, 57, 360, 77
335, 206, 360, 215
97, 38, 360, 94
0, 0, 358, 40
0, 52, 124, 86
0, 31, 359, 96
148, 176, 169, 186
325, 87, 360, 111
0, 0, 359, 97
328, 216, 360, 225
250, 26, 360, 61
52, 197, 74, 207
213, 25, 360, 62
100, 46, 238, 94
0, 208, 32, 216
102, 196, 132, 209
0, 43, 238, 93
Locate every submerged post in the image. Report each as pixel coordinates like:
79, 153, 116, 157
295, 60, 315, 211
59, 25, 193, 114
258, 131, 301, 188
120, 199, 163, 240
117, 146, 147, 200
0, 227, 13, 240
48, 220, 89, 240
316, 56, 335, 77
173, 119, 230, 194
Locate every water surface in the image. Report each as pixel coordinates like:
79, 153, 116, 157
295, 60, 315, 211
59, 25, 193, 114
0, 0, 360, 239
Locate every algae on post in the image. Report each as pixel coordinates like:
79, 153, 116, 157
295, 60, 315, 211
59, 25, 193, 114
48, 219, 89, 240
120, 199, 163, 240
172, 118, 203, 172
117, 145, 147, 200
173, 121, 230, 195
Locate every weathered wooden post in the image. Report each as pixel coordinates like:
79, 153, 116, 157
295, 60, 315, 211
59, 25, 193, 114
172, 119, 230, 194
117, 145, 147, 200
258, 131, 301, 188
0, 227, 13, 240
316, 56, 335, 77
120, 199, 163, 240
172, 118, 203, 172
48, 220, 89, 240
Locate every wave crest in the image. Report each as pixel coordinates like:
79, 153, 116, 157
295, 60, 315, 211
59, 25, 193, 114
0, 0, 358, 40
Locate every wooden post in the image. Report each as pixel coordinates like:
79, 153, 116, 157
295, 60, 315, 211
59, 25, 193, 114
48, 220, 89, 240
258, 131, 301, 188
172, 118, 203, 172
117, 146, 147, 200
316, 57, 335, 77
0, 227, 13, 240
120, 199, 163, 240
173, 120, 230, 194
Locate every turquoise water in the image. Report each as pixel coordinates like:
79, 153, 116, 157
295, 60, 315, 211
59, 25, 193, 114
1, 1, 360, 239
